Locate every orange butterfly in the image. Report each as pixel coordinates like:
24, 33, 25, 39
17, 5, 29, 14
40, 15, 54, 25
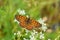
15, 15, 42, 30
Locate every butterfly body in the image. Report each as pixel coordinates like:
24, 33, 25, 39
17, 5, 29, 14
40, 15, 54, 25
15, 15, 41, 30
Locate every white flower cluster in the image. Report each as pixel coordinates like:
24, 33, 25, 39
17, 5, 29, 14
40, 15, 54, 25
25, 29, 30, 35
29, 30, 45, 40
30, 30, 38, 40
40, 32, 44, 39
17, 9, 26, 15
14, 31, 21, 37
38, 18, 47, 32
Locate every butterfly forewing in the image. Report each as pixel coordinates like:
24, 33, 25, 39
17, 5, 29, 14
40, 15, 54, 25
15, 15, 27, 22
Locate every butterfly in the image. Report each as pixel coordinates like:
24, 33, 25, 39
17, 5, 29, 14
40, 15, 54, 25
15, 15, 42, 30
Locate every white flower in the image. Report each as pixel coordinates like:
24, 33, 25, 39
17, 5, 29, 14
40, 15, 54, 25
17, 9, 26, 15
17, 31, 20, 35
30, 36, 35, 40
33, 30, 38, 34
17, 31, 21, 37
31, 30, 38, 36
14, 33, 17, 35
14, 19, 17, 22
48, 39, 51, 40
14, 31, 21, 38
38, 18, 47, 32
25, 29, 30, 35
29, 30, 38, 40
41, 24, 47, 32
14, 19, 20, 24
40, 32, 44, 39
38, 18, 45, 25
26, 15, 29, 18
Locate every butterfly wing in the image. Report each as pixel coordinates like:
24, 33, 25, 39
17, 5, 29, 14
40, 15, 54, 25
25, 19, 42, 30
15, 15, 27, 22
15, 15, 27, 28
15, 15, 42, 30
31, 19, 41, 28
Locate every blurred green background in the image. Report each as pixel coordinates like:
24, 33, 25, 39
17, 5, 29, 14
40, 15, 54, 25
0, 0, 60, 40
